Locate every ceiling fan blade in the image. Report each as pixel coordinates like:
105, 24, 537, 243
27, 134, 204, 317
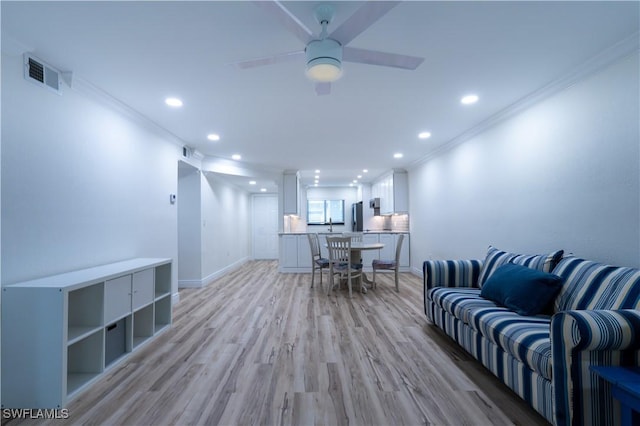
329, 1, 400, 46
229, 50, 304, 69
315, 82, 331, 96
343, 46, 424, 70
252, 1, 314, 45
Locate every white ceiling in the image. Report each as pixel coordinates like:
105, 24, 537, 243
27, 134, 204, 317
3, 1, 638, 193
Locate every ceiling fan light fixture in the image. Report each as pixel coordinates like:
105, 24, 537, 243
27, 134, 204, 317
306, 61, 342, 82
305, 38, 343, 82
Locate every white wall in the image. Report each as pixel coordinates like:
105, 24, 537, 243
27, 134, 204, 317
1, 53, 181, 294
200, 173, 251, 283
409, 52, 640, 269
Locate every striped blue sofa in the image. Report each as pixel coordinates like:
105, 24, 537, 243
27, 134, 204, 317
423, 246, 640, 426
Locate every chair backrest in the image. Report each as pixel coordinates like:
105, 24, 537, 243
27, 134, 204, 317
395, 234, 405, 262
342, 232, 363, 242
326, 236, 352, 264
307, 233, 321, 259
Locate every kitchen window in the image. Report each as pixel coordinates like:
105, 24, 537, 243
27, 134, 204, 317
307, 200, 345, 225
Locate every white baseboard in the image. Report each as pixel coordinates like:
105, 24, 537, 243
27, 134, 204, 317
178, 257, 251, 289
172, 292, 181, 305
178, 279, 203, 288
411, 265, 423, 278
201, 257, 250, 287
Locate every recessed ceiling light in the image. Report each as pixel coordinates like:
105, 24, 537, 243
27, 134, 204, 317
315, 169, 320, 173
314, 175, 319, 179
207, 133, 220, 141
231, 154, 241, 160
353, 179, 358, 183
461, 94, 479, 105
314, 183, 318, 187
357, 175, 362, 179
165, 97, 183, 107
393, 153, 403, 159
260, 188, 267, 192
249, 180, 256, 185
418, 131, 431, 139
363, 169, 368, 173
314, 180, 319, 184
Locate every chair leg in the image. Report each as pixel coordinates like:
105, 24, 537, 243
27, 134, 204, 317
347, 275, 352, 298
372, 268, 377, 290
311, 266, 315, 288
394, 268, 399, 292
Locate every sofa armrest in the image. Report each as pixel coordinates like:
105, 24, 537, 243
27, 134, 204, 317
423, 259, 483, 290
551, 309, 640, 426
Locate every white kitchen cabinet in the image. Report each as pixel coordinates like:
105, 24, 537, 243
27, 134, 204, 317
361, 233, 380, 269
398, 234, 410, 267
280, 234, 312, 271
1, 258, 172, 409
281, 234, 298, 268
297, 235, 312, 268
374, 171, 408, 215
378, 233, 396, 260
283, 172, 300, 215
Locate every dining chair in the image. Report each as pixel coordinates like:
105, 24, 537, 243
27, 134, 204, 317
342, 232, 363, 242
342, 232, 363, 263
372, 234, 405, 292
307, 233, 330, 289
326, 236, 363, 298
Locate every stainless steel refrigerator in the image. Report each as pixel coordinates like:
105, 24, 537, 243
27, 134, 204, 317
352, 201, 363, 231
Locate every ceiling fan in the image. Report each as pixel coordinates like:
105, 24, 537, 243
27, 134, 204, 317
231, 1, 424, 95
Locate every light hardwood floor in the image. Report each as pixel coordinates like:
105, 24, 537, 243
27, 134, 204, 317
6, 260, 549, 425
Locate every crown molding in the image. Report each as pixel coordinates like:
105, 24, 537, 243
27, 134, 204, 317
410, 31, 640, 168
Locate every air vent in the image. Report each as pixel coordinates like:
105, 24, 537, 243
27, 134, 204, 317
182, 146, 193, 158
24, 54, 62, 94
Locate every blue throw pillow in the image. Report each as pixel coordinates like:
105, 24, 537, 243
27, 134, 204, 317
480, 263, 563, 316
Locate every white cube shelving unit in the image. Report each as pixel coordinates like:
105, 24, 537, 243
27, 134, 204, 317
1, 258, 173, 409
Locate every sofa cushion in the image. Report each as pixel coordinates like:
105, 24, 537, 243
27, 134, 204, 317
553, 257, 640, 312
428, 286, 553, 379
477, 246, 563, 288
480, 263, 564, 316
468, 307, 553, 379
428, 287, 494, 324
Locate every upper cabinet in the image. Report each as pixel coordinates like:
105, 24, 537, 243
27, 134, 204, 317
283, 172, 300, 215
372, 170, 408, 215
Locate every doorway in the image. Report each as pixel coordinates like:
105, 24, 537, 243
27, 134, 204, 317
177, 161, 201, 287
252, 194, 278, 259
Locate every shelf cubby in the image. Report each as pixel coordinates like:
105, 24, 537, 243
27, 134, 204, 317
105, 316, 132, 368
67, 282, 104, 344
67, 330, 104, 396
154, 295, 172, 332
155, 263, 171, 299
133, 304, 154, 348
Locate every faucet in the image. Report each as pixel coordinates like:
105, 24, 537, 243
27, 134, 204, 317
328, 217, 333, 232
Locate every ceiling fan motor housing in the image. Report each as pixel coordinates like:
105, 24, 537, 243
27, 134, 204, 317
305, 38, 343, 81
